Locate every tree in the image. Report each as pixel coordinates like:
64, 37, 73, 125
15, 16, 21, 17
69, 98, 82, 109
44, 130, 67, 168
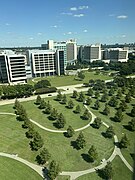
131, 106, 135, 117
14, 99, 20, 109
108, 87, 115, 96
82, 109, 91, 120
61, 94, 67, 104
25, 125, 36, 139
105, 126, 115, 138
76, 132, 86, 149
39, 99, 46, 109
94, 90, 100, 99
44, 101, 52, 114
22, 116, 31, 129
120, 134, 129, 148
35, 95, 42, 105
56, 113, 66, 128
125, 92, 131, 103
116, 89, 122, 99
77, 71, 85, 80
87, 88, 93, 96
47, 160, 60, 180
72, 90, 78, 98
36, 148, 51, 165
50, 108, 58, 120
101, 161, 113, 180
56, 90, 62, 101
128, 118, 135, 131
92, 117, 102, 129
74, 105, 81, 114
113, 108, 123, 122
68, 100, 74, 109
30, 132, 44, 151
88, 145, 98, 162
108, 96, 118, 107
103, 104, 110, 115
85, 97, 92, 105
34, 79, 51, 89
66, 126, 74, 137
78, 92, 85, 102
119, 100, 127, 112
101, 93, 108, 102
94, 99, 100, 110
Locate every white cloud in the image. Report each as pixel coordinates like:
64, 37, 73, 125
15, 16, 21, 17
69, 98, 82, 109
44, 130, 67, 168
5, 23, 10, 26
37, 33, 42, 36
61, 12, 73, 16
51, 25, 58, 28
117, 15, 128, 19
70, 7, 77, 11
74, 14, 84, 17
78, 6, 89, 10
67, 32, 72, 35
29, 37, 34, 40
121, 34, 126, 38
83, 29, 88, 33
109, 14, 115, 17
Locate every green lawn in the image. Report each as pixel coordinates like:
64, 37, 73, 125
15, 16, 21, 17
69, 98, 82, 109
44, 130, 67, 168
28, 71, 112, 87
76, 156, 133, 180
0, 113, 113, 171
0, 156, 42, 180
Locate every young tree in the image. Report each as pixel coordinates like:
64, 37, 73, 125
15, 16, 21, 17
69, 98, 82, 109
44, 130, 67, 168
61, 94, 67, 104
85, 97, 92, 105
78, 92, 85, 102
82, 109, 91, 120
74, 105, 81, 114
101, 161, 113, 180
56, 113, 66, 128
102, 103, 110, 115
44, 101, 52, 114
116, 89, 122, 99
76, 132, 86, 149
88, 145, 98, 162
14, 99, 20, 109
77, 71, 85, 80
92, 117, 102, 129
72, 90, 78, 98
35, 95, 42, 105
47, 160, 60, 180
50, 108, 58, 120
125, 92, 131, 103
22, 116, 31, 129
128, 118, 135, 131
100, 93, 108, 102
120, 134, 129, 148
25, 125, 36, 139
131, 106, 135, 117
94, 90, 100, 99
36, 148, 51, 165
87, 88, 93, 96
113, 108, 123, 122
108, 96, 118, 107
108, 87, 115, 96
105, 126, 115, 138
30, 132, 44, 151
66, 126, 75, 137
94, 99, 100, 110
39, 99, 46, 109
56, 90, 62, 101
68, 100, 74, 109
119, 100, 127, 112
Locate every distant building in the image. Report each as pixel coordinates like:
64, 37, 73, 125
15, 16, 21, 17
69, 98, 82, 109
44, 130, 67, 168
102, 48, 128, 62
82, 44, 101, 62
0, 53, 26, 84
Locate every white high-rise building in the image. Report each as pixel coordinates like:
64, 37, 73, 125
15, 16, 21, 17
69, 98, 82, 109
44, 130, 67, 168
108, 48, 128, 62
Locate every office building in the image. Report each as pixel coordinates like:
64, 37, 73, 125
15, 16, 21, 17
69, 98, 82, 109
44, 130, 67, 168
109, 48, 128, 62
83, 44, 101, 62
28, 49, 64, 77
0, 53, 27, 84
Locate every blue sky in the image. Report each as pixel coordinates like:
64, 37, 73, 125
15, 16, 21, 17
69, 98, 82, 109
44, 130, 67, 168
0, 0, 135, 47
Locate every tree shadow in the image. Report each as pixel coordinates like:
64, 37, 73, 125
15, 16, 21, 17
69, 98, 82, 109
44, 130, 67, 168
130, 153, 135, 160
123, 124, 133, 131
126, 112, 132, 117
101, 132, 107, 138
70, 141, 80, 150
63, 132, 71, 138
81, 153, 94, 163
42, 167, 49, 180
96, 169, 107, 179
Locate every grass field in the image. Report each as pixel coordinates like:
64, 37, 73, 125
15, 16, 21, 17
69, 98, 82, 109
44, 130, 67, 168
0, 156, 42, 180
28, 71, 112, 87
76, 156, 133, 180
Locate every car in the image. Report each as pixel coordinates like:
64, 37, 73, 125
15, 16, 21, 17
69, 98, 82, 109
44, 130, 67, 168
48, 94, 52, 96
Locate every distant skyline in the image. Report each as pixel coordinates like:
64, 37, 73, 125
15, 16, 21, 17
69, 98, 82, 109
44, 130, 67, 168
0, 0, 135, 47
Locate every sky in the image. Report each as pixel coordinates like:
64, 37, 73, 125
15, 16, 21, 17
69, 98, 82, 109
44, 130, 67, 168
0, 0, 135, 47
